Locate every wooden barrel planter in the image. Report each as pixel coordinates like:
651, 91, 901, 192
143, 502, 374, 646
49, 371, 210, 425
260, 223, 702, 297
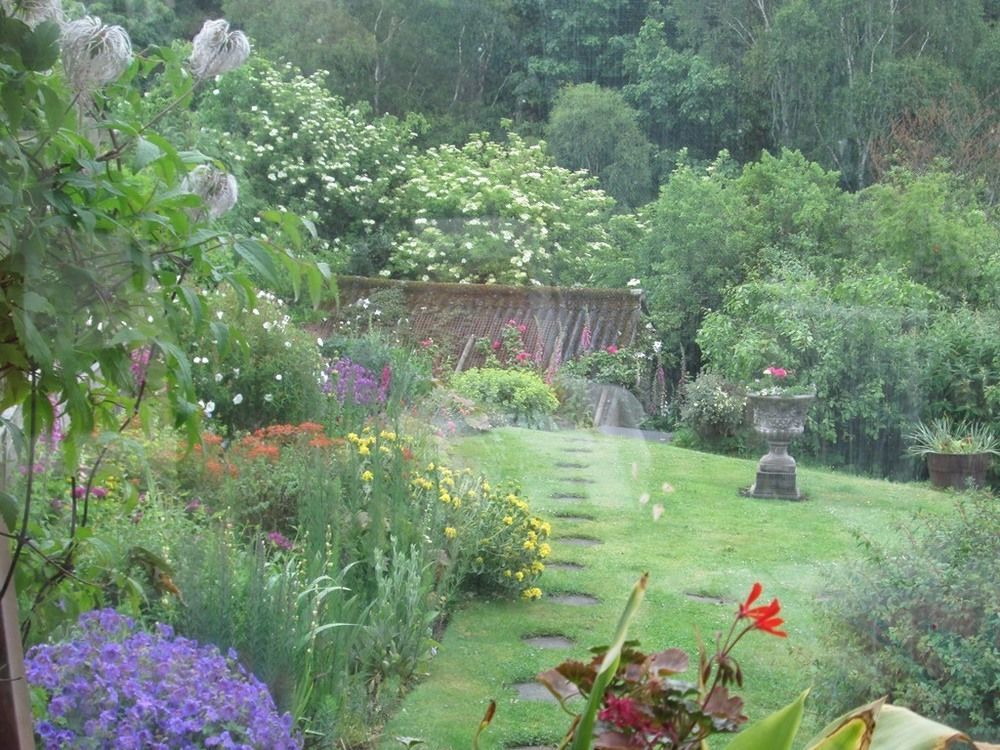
925, 452, 992, 490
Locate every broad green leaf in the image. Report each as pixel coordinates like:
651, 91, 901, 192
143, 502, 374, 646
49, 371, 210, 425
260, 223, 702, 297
134, 137, 163, 171
570, 573, 648, 750
726, 689, 809, 750
2, 80, 24, 129
233, 238, 279, 287
0, 491, 19, 531
805, 697, 883, 750
870, 704, 978, 750
210, 321, 230, 357
20, 20, 60, 71
178, 286, 203, 330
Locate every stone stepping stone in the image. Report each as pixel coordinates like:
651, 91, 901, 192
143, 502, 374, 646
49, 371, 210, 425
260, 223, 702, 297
550, 491, 587, 500
522, 634, 575, 649
554, 461, 587, 468
684, 592, 731, 606
556, 536, 601, 547
513, 682, 560, 702
560, 477, 595, 484
552, 512, 595, 521
549, 593, 600, 606
545, 561, 584, 572
561, 447, 593, 454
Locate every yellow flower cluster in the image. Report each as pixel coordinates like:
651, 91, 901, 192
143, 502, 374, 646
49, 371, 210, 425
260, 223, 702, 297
521, 587, 542, 600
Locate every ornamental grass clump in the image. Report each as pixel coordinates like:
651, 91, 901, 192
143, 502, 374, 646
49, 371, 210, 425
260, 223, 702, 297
904, 416, 1000, 456
25, 608, 301, 749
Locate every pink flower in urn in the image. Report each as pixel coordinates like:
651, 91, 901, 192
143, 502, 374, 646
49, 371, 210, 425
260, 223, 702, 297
763, 366, 788, 378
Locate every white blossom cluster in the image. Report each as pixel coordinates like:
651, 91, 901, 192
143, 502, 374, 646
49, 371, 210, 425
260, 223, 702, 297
384, 133, 617, 286
203, 62, 415, 254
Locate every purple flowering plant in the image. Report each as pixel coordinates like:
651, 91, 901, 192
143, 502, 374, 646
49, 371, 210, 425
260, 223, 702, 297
25, 609, 301, 750
322, 357, 389, 406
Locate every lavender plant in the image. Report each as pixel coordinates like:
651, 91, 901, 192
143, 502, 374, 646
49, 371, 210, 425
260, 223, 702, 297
25, 609, 301, 749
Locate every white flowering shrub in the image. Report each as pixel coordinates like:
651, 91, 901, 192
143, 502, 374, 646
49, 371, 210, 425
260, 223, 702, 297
679, 371, 747, 441
384, 131, 619, 286
190, 289, 325, 431
194, 58, 416, 262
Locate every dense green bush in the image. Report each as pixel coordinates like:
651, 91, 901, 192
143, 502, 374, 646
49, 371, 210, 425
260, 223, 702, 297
679, 371, 747, 445
817, 493, 1000, 740
697, 266, 937, 477
451, 368, 559, 426
560, 347, 638, 389
190, 289, 325, 432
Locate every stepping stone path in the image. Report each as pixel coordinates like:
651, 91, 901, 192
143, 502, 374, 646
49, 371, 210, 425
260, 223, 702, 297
548, 593, 600, 606
513, 682, 561, 702
513, 435, 605, 710
545, 561, 584, 572
556, 536, 601, 547
522, 635, 575, 649
684, 592, 731, 606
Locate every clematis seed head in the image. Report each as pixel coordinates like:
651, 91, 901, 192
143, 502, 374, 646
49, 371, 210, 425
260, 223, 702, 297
189, 19, 250, 80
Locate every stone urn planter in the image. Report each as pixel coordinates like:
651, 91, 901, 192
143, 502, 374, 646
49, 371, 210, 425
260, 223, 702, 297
925, 452, 992, 490
747, 393, 815, 500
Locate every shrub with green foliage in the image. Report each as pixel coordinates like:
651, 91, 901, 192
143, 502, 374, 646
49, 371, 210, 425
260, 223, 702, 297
697, 266, 938, 477
384, 130, 618, 286
817, 493, 1000, 740
190, 289, 325, 432
680, 371, 746, 443
451, 368, 559, 426
193, 57, 417, 269
561, 347, 638, 389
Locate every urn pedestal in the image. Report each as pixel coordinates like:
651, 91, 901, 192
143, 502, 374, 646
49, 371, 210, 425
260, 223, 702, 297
747, 394, 814, 500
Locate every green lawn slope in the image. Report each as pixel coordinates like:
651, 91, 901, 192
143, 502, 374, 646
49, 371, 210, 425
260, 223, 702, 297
379, 427, 946, 749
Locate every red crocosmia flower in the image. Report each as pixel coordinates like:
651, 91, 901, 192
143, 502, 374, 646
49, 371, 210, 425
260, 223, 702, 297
738, 582, 763, 619
738, 584, 788, 637
753, 613, 787, 638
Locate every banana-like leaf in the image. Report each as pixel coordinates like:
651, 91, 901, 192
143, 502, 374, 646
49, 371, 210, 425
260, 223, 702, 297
871, 704, 985, 750
569, 572, 649, 750
804, 697, 883, 750
724, 689, 809, 750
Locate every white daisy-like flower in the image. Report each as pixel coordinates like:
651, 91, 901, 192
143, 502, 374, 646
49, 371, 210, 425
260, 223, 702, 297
61, 16, 132, 95
189, 19, 250, 80
232, 393, 244, 405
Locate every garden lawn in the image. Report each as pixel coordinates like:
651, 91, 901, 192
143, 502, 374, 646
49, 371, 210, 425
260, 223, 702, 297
379, 427, 948, 749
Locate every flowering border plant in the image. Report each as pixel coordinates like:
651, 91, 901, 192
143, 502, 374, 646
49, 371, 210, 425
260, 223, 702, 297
535, 578, 785, 749
25, 608, 301, 749
748, 366, 815, 397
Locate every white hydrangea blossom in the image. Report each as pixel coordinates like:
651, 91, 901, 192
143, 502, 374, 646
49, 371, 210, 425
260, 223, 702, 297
189, 19, 250, 80
181, 165, 239, 218
1, 0, 63, 28
60, 16, 132, 94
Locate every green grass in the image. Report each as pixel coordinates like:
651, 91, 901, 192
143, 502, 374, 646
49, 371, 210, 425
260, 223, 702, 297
379, 427, 948, 749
